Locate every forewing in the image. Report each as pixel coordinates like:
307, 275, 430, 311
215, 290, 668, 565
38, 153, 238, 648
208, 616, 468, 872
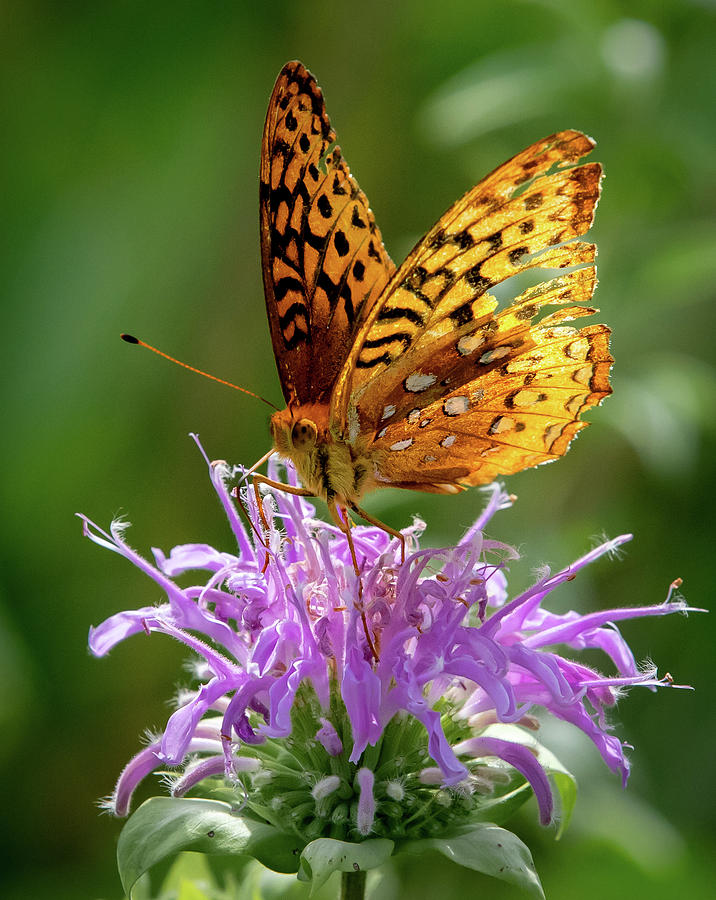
260, 61, 395, 405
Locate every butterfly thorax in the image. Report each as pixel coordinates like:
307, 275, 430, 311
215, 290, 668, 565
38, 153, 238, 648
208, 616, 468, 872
270, 404, 378, 504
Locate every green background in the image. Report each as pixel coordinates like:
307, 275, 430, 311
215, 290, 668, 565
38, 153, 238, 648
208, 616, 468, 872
2, 1, 714, 897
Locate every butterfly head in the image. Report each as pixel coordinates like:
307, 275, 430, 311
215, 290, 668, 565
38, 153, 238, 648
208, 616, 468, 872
270, 406, 327, 457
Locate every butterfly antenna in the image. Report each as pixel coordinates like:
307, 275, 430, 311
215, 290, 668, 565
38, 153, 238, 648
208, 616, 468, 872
120, 334, 280, 411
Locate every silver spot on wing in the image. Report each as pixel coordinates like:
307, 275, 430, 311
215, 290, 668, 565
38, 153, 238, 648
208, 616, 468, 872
405, 373, 437, 392
443, 396, 469, 416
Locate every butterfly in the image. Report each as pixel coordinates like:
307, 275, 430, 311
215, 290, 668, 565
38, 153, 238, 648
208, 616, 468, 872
256, 60, 612, 559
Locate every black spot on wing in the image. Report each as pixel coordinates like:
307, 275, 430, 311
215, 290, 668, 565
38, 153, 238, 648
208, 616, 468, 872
273, 137, 291, 159
450, 303, 474, 326
303, 227, 330, 252
485, 231, 503, 252
295, 179, 311, 206
367, 240, 382, 262
377, 306, 425, 326
525, 192, 543, 210
514, 303, 537, 321
362, 332, 412, 351
465, 265, 491, 294
339, 279, 355, 323
351, 207, 367, 228
317, 269, 340, 309
274, 276, 304, 301
334, 230, 350, 257
509, 246, 529, 266
402, 266, 428, 291
270, 182, 293, 211
428, 229, 474, 251
278, 301, 309, 330
317, 194, 333, 218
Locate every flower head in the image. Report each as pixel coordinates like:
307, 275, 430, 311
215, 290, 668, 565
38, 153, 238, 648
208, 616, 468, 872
83, 436, 694, 841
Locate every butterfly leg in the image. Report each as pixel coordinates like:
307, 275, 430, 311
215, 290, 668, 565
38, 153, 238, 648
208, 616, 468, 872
231, 482, 270, 549
329, 502, 379, 661
252, 474, 315, 571
329, 502, 360, 577
205, 459, 270, 556
348, 502, 406, 564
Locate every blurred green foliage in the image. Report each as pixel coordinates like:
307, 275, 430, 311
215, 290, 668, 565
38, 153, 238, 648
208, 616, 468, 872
1, 1, 714, 897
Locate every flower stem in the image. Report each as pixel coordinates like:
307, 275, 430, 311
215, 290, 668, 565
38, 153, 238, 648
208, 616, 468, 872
341, 870, 366, 900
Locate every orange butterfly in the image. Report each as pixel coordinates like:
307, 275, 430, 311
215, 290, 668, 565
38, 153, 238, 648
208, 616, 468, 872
256, 61, 611, 560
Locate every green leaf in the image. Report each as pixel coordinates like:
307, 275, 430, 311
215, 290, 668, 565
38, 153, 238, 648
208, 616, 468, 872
550, 771, 577, 840
117, 797, 304, 898
482, 723, 577, 838
401, 823, 544, 898
297, 838, 394, 894
123, 872, 152, 900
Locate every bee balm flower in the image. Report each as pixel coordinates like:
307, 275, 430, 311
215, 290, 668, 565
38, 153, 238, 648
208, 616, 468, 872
83, 437, 694, 850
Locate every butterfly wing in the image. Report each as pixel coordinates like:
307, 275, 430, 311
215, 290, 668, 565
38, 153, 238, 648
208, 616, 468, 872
372, 323, 612, 491
260, 61, 395, 406
329, 130, 611, 487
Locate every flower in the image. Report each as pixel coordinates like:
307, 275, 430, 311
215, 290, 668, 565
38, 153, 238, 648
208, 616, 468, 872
83, 436, 694, 841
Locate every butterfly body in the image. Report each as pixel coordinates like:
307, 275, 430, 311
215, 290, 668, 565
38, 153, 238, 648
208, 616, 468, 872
260, 62, 612, 522
270, 404, 380, 505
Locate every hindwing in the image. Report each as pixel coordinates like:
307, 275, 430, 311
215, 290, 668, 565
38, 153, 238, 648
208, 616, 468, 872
326, 130, 611, 487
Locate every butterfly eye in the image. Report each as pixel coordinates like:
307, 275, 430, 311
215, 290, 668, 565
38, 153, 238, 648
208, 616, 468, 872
291, 418, 318, 450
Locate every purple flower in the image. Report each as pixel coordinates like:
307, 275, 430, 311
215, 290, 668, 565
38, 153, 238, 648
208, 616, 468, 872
84, 436, 695, 839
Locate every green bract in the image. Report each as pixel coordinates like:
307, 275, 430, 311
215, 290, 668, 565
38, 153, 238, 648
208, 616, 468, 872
118, 797, 549, 899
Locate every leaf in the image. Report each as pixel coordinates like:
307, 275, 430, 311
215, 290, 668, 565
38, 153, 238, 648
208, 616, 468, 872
550, 771, 577, 840
401, 823, 544, 898
123, 872, 152, 900
297, 837, 394, 894
482, 722, 577, 838
117, 797, 303, 898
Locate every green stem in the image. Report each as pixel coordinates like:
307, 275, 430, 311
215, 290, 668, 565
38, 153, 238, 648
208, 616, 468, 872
341, 869, 366, 900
